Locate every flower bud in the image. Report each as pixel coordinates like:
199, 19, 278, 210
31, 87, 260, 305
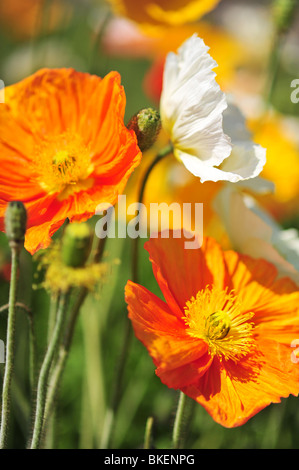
5, 201, 27, 248
61, 222, 93, 268
127, 108, 161, 152
273, 0, 298, 33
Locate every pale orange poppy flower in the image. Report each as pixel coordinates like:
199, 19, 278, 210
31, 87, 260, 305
126, 233, 299, 427
0, 68, 142, 254
107, 0, 221, 28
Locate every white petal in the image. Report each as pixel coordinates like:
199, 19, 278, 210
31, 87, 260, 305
160, 34, 232, 167
219, 142, 266, 180
218, 103, 267, 180
160, 35, 266, 183
177, 152, 243, 182
177, 142, 266, 183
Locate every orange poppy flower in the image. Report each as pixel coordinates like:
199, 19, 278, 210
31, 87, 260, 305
125, 233, 299, 427
0, 68, 141, 254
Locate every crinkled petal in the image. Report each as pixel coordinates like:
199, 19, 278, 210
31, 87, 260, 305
161, 36, 266, 183
183, 341, 299, 428
160, 34, 232, 167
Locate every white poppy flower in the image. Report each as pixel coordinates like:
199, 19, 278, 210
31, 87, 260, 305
160, 34, 266, 183
214, 184, 299, 284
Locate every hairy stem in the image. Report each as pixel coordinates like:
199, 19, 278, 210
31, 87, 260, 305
43, 287, 87, 426
30, 292, 70, 449
0, 246, 20, 448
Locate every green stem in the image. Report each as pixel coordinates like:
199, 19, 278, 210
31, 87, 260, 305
131, 143, 173, 283
0, 246, 20, 448
81, 305, 106, 448
0, 302, 36, 393
143, 416, 154, 449
43, 287, 87, 426
41, 293, 60, 448
30, 291, 70, 449
47, 294, 59, 345
172, 392, 189, 449
27, 313, 37, 394
266, 31, 285, 108
100, 314, 132, 449
43, 349, 67, 425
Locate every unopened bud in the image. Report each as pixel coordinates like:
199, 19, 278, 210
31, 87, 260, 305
5, 201, 27, 248
127, 108, 161, 152
61, 222, 93, 268
273, 0, 299, 33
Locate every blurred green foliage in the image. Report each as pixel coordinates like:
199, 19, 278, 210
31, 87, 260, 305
0, 0, 299, 450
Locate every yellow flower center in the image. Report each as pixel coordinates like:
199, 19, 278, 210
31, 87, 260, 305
183, 286, 255, 362
33, 132, 94, 199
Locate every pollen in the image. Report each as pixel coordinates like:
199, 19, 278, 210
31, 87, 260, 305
34, 241, 110, 294
32, 132, 94, 199
183, 286, 255, 362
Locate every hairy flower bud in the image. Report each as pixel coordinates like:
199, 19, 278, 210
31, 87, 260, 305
61, 222, 93, 268
5, 201, 27, 248
127, 108, 161, 152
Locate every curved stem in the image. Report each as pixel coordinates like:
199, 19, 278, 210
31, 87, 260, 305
0, 302, 31, 316
30, 291, 70, 449
0, 246, 20, 448
132, 144, 173, 283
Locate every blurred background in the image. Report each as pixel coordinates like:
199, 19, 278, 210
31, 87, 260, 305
0, 0, 299, 449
